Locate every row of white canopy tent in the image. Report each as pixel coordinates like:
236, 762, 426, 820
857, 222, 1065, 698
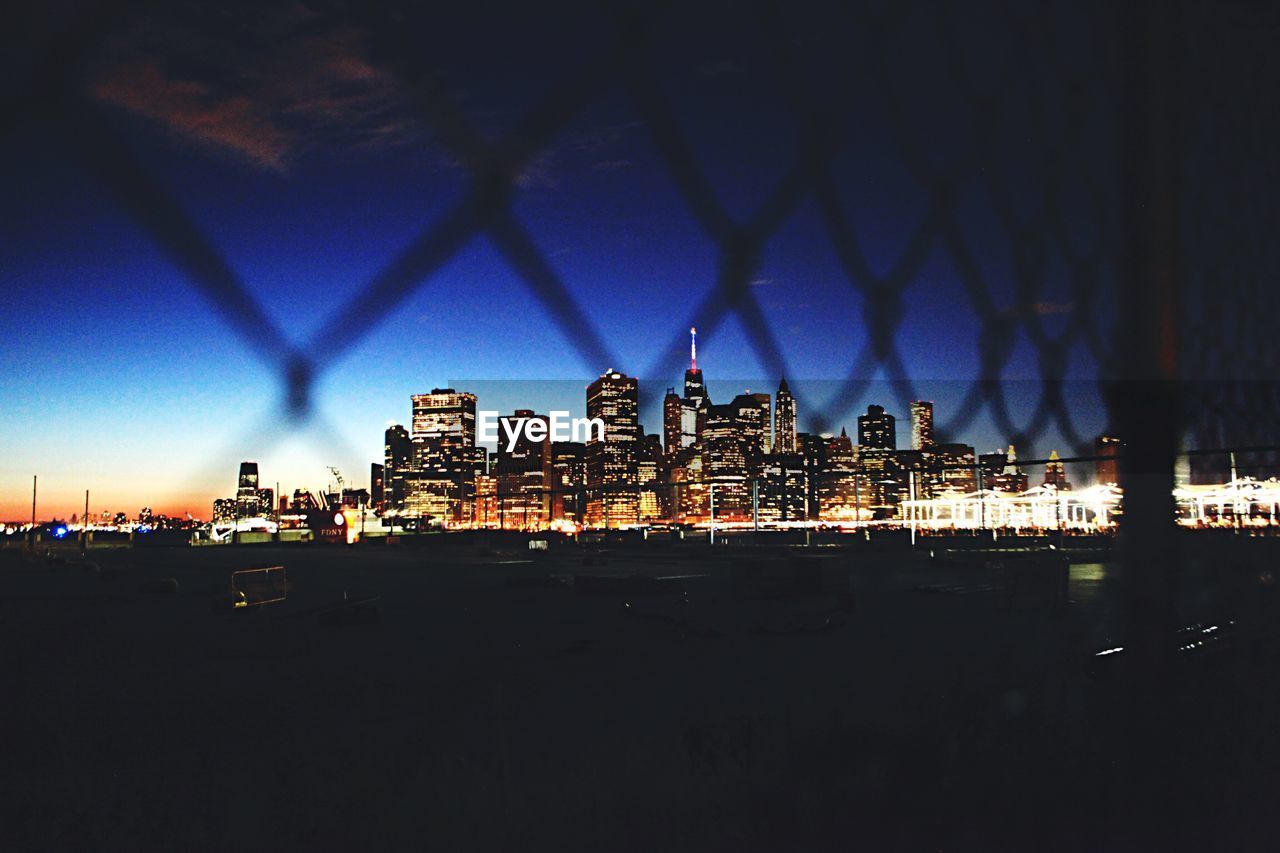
901, 477, 1280, 530
1174, 477, 1280, 525
901, 484, 1123, 531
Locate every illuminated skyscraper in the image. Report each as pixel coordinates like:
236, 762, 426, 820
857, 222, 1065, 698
235, 461, 261, 518
773, 378, 796, 453
667, 445, 707, 522
1044, 449, 1071, 490
495, 410, 551, 530
977, 440, 1029, 489
933, 443, 978, 493
370, 462, 385, 508
855, 406, 898, 515
586, 369, 639, 526
759, 453, 806, 522
979, 445, 1028, 492
408, 389, 478, 524
383, 424, 412, 512
681, 328, 707, 448
473, 474, 498, 528
213, 498, 236, 524
683, 327, 706, 403
637, 432, 664, 521
798, 432, 827, 519
702, 403, 750, 519
732, 392, 771, 466
411, 388, 477, 444
910, 401, 934, 451
663, 387, 682, 457
819, 428, 860, 521
858, 404, 896, 450
550, 441, 586, 524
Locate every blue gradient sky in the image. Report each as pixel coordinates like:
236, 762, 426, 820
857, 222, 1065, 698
0, 2, 1111, 520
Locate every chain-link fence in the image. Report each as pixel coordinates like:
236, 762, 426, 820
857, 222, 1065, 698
6, 6, 1279, 511
6, 0, 1131, 449
9, 0, 1280, 602
7, 0, 1280, 844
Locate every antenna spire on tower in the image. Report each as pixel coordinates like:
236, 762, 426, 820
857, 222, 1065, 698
690, 327, 698, 370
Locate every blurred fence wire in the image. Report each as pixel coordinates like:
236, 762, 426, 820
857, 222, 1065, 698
5, 12, 1280, 495
6, 0, 1280, 837
5, 0, 1278, 448
5, 0, 1279, 482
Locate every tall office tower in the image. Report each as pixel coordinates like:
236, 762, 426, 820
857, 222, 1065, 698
980, 445, 1028, 493
550, 441, 586, 524
370, 463, 385, 509
408, 389, 478, 524
1044, 449, 1071, 489
495, 410, 552, 530
383, 424, 412, 512
858, 404, 896, 450
235, 461, 262, 518
213, 498, 237, 524
978, 448, 1008, 484
410, 388, 477, 444
663, 387, 682, 457
461, 446, 489, 527
702, 403, 750, 519
1003, 444, 1029, 492
819, 428, 860, 521
680, 396, 705, 450
773, 378, 797, 453
683, 327, 706, 404
473, 474, 499, 528
681, 328, 708, 449
468, 445, 489, 478
758, 453, 806, 523
732, 392, 771, 465
932, 443, 978, 494
910, 401, 934, 451
667, 445, 708, 523
637, 432, 665, 522
1095, 435, 1121, 485
798, 432, 827, 520
892, 449, 926, 504
586, 370, 640, 526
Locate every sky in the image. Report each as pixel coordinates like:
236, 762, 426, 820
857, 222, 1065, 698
0, 0, 1116, 521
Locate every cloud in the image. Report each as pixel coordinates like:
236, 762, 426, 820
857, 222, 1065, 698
91, 59, 293, 170
84, 7, 642, 187
88, 10, 423, 172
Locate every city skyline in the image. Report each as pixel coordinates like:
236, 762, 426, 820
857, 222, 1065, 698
3, 364, 1106, 524
0, 286, 1108, 521
0, 3, 1113, 523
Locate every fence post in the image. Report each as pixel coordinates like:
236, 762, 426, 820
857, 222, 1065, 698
1115, 0, 1185, 833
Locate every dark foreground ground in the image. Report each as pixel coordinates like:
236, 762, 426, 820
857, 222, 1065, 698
2, 535, 1279, 851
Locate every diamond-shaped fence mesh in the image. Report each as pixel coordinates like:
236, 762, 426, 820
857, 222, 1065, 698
5, 1, 1278, 514
8, 1, 1280, 843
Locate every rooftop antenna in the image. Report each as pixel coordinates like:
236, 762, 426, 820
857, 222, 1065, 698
690, 327, 697, 370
